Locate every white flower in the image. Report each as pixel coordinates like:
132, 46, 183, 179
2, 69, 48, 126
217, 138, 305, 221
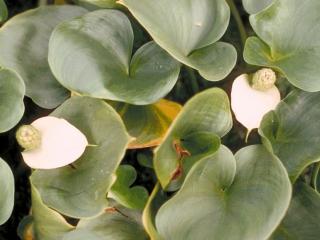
231, 72, 280, 134
17, 116, 88, 169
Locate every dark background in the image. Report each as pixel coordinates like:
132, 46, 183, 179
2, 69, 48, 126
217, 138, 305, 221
1, 2, 38, 240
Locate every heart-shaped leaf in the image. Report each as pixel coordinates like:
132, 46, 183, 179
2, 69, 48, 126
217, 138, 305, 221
0, 6, 87, 108
259, 90, 320, 182
31, 96, 131, 218
109, 165, 148, 210
48, 9, 180, 105
63, 205, 148, 240
244, 0, 320, 92
0, 158, 14, 225
110, 99, 181, 149
155, 145, 292, 240
154, 88, 232, 188
270, 182, 320, 240
31, 184, 73, 240
0, 0, 8, 22
121, 0, 237, 81
242, 0, 273, 14
0, 68, 25, 133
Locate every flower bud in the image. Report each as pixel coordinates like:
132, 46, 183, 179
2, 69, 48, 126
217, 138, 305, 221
16, 125, 41, 151
251, 68, 277, 91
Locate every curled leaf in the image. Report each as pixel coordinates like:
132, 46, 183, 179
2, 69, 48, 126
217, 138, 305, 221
154, 88, 232, 189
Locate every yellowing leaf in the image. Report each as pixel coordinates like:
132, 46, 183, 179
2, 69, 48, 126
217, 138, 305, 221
110, 99, 181, 149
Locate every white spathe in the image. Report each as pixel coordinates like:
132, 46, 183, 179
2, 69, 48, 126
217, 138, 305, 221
231, 74, 281, 131
22, 116, 88, 169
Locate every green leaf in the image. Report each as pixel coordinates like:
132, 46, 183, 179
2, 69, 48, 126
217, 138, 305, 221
31, 184, 73, 240
48, 10, 180, 105
244, 0, 320, 92
0, 0, 8, 22
110, 99, 181, 149
0, 68, 25, 133
154, 88, 232, 188
259, 90, 320, 182
63, 205, 148, 240
31, 96, 131, 218
155, 145, 292, 240
31, 183, 148, 240
137, 152, 153, 169
314, 163, 320, 193
181, 131, 221, 156
0, 6, 87, 108
121, 0, 237, 81
0, 158, 14, 225
142, 183, 167, 240
109, 165, 148, 210
76, 0, 117, 8
270, 182, 320, 240
242, 0, 272, 14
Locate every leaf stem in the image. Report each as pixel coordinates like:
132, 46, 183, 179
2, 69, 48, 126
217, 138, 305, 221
185, 66, 200, 94
118, 103, 130, 116
311, 162, 320, 189
142, 182, 162, 240
226, 0, 248, 48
